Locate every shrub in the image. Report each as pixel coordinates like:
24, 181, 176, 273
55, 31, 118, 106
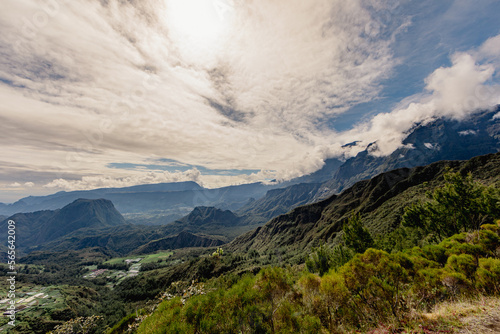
475, 258, 500, 294
402, 171, 500, 241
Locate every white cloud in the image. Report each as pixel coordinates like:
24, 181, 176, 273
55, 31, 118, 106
44, 168, 203, 191
478, 34, 500, 65
41, 167, 280, 191
425, 53, 496, 118
458, 130, 477, 136
0, 0, 407, 194
1, 1, 499, 199
340, 34, 500, 157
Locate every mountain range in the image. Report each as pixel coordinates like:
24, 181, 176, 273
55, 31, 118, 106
0, 181, 273, 225
1, 107, 499, 258
312, 108, 500, 200
229, 151, 500, 255
1, 202, 261, 256
0, 199, 127, 258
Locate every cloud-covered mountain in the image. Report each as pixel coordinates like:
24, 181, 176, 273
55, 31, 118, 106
315, 107, 500, 199
2, 108, 499, 233
229, 108, 500, 220
3, 110, 499, 258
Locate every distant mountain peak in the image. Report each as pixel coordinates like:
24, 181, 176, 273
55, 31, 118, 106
0, 198, 126, 250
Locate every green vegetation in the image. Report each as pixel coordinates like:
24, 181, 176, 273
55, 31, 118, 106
0, 249, 182, 333
140, 252, 174, 264
3, 157, 499, 333
402, 170, 500, 242
103, 251, 173, 265
128, 171, 500, 333
136, 221, 500, 333
48, 315, 103, 334
342, 214, 374, 254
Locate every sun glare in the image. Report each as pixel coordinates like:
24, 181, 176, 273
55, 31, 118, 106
165, 0, 234, 64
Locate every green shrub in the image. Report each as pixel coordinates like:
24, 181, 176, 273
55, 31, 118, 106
402, 171, 500, 241
475, 258, 500, 294
445, 254, 477, 280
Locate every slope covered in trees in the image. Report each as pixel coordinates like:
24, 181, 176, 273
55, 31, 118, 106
108, 155, 500, 333
135, 221, 500, 333
24, 152, 500, 334
229, 152, 500, 256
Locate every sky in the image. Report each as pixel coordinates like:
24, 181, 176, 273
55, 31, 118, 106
1, 0, 500, 203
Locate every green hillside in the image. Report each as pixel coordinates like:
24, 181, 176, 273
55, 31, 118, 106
135, 221, 500, 334
229, 152, 500, 256
6, 152, 500, 333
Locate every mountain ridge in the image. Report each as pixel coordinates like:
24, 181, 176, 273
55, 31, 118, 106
0, 199, 127, 254
229, 152, 500, 254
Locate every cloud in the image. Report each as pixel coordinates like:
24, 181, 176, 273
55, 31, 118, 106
7, 181, 34, 189
423, 143, 438, 150
340, 34, 500, 157
1, 0, 500, 199
479, 34, 500, 61
0, 0, 407, 193
42, 167, 279, 191
458, 130, 477, 136
44, 168, 203, 191
215, 0, 400, 132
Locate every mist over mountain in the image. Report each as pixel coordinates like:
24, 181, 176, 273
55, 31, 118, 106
0, 181, 273, 225
237, 183, 323, 220
314, 108, 500, 199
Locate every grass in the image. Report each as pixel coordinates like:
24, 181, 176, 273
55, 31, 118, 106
424, 296, 500, 333
141, 251, 173, 264
104, 256, 132, 265
104, 251, 173, 265
367, 295, 500, 333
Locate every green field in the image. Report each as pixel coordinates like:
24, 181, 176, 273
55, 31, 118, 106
140, 251, 174, 263
104, 251, 173, 265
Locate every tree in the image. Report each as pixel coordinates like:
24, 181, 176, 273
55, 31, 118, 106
402, 170, 500, 241
342, 214, 374, 254
306, 244, 333, 276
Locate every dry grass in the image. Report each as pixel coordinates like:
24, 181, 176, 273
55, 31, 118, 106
365, 296, 500, 334
420, 296, 500, 333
